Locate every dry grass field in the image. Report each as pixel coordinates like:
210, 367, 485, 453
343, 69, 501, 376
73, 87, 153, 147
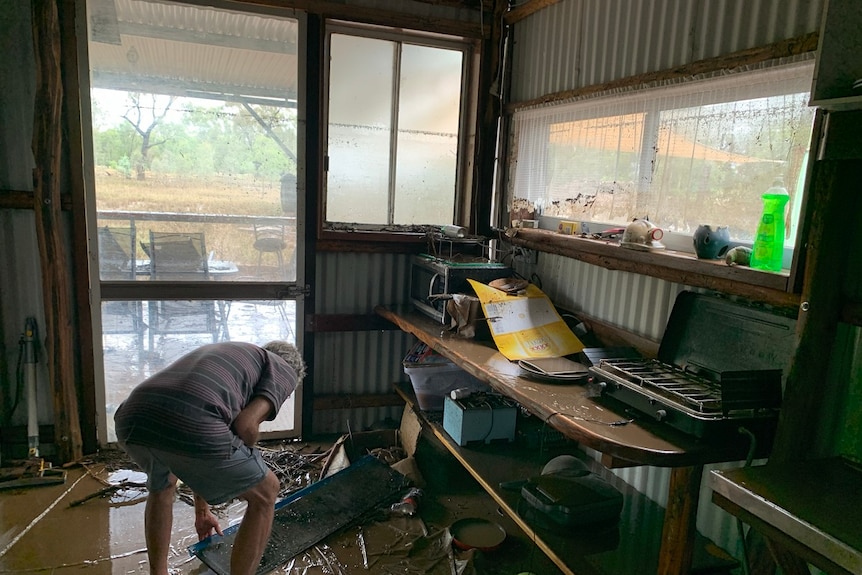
94, 170, 296, 273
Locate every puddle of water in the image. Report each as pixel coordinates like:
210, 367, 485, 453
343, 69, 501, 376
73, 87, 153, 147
0, 466, 246, 574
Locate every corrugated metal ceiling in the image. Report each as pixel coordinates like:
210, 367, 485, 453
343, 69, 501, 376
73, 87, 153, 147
88, 0, 299, 106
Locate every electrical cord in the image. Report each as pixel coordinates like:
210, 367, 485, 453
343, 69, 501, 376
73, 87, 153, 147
545, 411, 634, 427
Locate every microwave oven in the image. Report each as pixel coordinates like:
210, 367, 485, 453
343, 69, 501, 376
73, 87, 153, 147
410, 254, 512, 324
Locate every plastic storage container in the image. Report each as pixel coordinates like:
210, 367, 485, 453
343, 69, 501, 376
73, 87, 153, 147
403, 341, 486, 410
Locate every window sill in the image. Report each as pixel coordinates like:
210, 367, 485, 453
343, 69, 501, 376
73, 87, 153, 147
506, 227, 800, 310
317, 228, 428, 252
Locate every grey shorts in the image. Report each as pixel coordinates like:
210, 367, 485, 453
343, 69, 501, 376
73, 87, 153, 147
119, 436, 269, 505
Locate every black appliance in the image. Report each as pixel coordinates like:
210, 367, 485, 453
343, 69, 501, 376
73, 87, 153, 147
409, 253, 512, 324
588, 291, 797, 441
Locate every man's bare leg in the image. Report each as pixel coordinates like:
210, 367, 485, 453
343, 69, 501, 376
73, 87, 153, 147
145, 475, 178, 575
230, 470, 280, 575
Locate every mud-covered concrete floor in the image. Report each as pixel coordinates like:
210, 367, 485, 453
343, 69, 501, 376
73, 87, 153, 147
0, 436, 563, 575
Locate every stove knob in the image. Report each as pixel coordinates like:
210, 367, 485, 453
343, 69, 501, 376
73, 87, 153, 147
654, 409, 667, 422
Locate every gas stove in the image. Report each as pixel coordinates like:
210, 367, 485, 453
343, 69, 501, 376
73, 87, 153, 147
586, 291, 797, 442
590, 357, 782, 439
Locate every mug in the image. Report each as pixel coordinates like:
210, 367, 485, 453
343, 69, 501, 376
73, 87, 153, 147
693, 225, 731, 259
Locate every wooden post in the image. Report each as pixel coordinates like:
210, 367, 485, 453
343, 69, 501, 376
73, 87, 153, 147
657, 465, 703, 575
31, 0, 83, 463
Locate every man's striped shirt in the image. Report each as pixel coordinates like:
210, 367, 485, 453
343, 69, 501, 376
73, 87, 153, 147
114, 342, 298, 458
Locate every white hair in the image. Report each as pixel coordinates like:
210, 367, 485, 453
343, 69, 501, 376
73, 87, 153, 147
263, 340, 306, 383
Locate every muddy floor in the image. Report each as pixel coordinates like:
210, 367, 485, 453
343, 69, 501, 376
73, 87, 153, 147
0, 435, 562, 574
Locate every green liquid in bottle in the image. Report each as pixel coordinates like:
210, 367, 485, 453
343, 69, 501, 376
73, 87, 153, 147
750, 179, 789, 272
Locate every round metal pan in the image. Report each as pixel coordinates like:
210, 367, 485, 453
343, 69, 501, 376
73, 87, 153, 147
449, 517, 506, 551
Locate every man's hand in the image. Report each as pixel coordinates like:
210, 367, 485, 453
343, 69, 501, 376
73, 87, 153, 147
194, 494, 224, 541
232, 396, 275, 447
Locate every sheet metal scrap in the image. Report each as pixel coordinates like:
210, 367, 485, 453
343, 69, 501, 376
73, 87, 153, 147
190, 454, 410, 575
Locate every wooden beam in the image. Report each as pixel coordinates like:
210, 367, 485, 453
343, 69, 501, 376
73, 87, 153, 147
504, 0, 563, 25
312, 393, 405, 411
770, 132, 862, 462
236, 0, 486, 39
842, 299, 862, 327
0, 189, 72, 210
62, 0, 99, 457
31, 0, 82, 463
507, 228, 799, 310
316, 230, 426, 253
658, 465, 704, 575
305, 313, 401, 333
472, 0, 507, 235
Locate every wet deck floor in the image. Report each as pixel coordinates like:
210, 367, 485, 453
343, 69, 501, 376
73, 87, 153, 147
0, 439, 564, 575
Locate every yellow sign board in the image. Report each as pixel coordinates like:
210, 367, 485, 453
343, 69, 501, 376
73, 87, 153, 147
468, 279, 584, 361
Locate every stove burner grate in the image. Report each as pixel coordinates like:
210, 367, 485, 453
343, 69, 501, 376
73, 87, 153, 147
595, 358, 724, 414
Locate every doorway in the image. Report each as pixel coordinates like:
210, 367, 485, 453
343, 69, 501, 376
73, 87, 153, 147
81, 0, 306, 443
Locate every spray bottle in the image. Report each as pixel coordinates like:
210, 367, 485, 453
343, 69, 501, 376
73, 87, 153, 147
750, 178, 790, 272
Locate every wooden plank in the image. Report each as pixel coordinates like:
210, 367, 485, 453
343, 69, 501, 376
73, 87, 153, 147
504, 0, 564, 25
507, 228, 799, 310
312, 393, 404, 410
658, 465, 704, 575
305, 313, 401, 332
31, 0, 82, 464
376, 306, 765, 468
770, 155, 862, 462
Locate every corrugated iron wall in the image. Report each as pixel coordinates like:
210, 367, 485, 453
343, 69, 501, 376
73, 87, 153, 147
510, 0, 824, 103
312, 251, 414, 434
505, 0, 826, 562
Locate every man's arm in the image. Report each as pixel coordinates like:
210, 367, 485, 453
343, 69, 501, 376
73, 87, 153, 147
232, 396, 275, 447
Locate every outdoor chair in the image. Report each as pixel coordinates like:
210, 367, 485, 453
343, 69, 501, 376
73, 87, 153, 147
148, 231, 209, 278
253, 223, 287, 279
146, 231, 225, 350
97, 226, 145, 351
97, 226, 136, 280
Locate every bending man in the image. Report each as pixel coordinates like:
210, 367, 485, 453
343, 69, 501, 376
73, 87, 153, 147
114, 340, 305, 575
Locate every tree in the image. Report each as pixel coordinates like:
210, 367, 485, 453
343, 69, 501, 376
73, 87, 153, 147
123, 93, 175, 179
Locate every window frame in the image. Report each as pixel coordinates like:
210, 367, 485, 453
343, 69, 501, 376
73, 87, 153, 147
506, 58, 817, 264
79, 0, 308, 445
320, 21, 479, 240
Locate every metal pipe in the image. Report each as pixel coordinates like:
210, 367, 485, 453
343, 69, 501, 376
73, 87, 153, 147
23, 317, 39, 458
